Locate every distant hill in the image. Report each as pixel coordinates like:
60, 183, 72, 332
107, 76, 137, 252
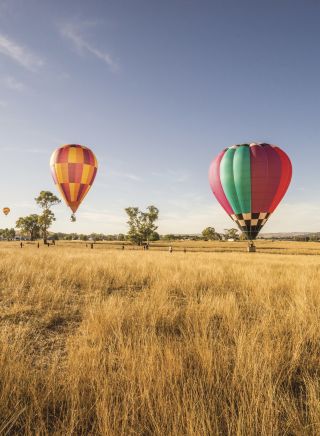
259, 232, 320, 239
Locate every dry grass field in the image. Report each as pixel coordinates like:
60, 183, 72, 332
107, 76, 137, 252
0, 241, 320, 435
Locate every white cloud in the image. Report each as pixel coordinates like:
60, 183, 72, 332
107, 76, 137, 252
152, 169, 190, 183
3, 75, 25, 91
168, 170, 189, 183
159, 204, 227, 234
25, 147, 49, 154
60, 22, 118, 72
262, 202, 320, 234
11, 200, 34, 209
0, 145, 49, 154
156, 194, 320, 235
0, 34, 44, 71
109, 170, 142, 181
50, 200, 319, 235
79, 209, 125, 225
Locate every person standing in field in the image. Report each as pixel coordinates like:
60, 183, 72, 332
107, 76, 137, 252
169, 246, 173, 253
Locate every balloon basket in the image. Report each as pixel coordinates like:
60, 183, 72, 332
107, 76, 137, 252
71, 214, 76, 222
247, 242, 256, 253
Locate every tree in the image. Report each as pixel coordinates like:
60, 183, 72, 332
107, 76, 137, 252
1, 228, 15, 240
202, 227, 221, 240
38, 210, 56, 244
163, 234, 176, 240
0, 228, 16, 240
89, 233, 104, 242
149, 231, 160, 241
125, 206, 159, 245
9, 228, 16, 240
35, 191, 61, 244
16, 215, 40, 240
224, 228, 240, 240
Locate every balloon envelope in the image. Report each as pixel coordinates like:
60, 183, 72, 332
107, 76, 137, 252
50, 144, 98, 214
209, 143, 292, 240
3, 207, 10, 216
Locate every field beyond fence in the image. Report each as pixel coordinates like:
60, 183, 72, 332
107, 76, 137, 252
0, 241, 320, 434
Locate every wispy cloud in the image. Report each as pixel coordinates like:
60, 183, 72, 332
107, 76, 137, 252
152, 169, 190, 183
11, 200, 35, 209
0, 100, 8, 108
0, 145, 49, 154
60, 21, 118, 72
158, 204, 225, 234
0, 34, 44, 71
79, 209, 126, 226
109, 170, 142, 181
2, 75, 25, 91
263, 201, 320, 233
158, 200, 320, 235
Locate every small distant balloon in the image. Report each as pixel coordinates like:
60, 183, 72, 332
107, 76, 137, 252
3, 207, 10, 216
50, 144, 98, 219
209, 143, 292, 240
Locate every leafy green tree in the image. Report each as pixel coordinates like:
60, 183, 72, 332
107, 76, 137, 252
191, 235, 201, 241
149, 231, 160, 241
35, 191, 61, 244
4, 228, 15, 240
202, 227, 221, 240
68, 233, 78, 240
224, 228, 240, 240
163, 234, 176, 240
0, 228, 15, 240
89, 233, 104, 242
16, 215, 40, 240
125, 206, 159, 245
38, 210, 56, 243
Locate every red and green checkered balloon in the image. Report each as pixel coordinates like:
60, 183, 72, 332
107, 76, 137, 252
209, 143, 292, 240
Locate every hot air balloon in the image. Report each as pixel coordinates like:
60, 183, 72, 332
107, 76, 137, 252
209, 143, 292, 241
3, 207, 10, 216
50, 144, 98, 220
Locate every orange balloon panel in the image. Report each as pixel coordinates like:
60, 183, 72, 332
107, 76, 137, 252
50, 144, 98, 213
3, 207, 10, 215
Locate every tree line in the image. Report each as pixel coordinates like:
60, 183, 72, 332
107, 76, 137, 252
14, 191, 61, 243
0, 192, 261, 243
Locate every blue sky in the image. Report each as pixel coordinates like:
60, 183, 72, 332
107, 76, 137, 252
0, 0, 319, 234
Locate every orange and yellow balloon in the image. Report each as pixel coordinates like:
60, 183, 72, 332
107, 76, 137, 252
3, 207, 10, 216
50, 144, 98, 217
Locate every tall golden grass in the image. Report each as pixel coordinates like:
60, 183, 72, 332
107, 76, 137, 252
0, 242, 320, 434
